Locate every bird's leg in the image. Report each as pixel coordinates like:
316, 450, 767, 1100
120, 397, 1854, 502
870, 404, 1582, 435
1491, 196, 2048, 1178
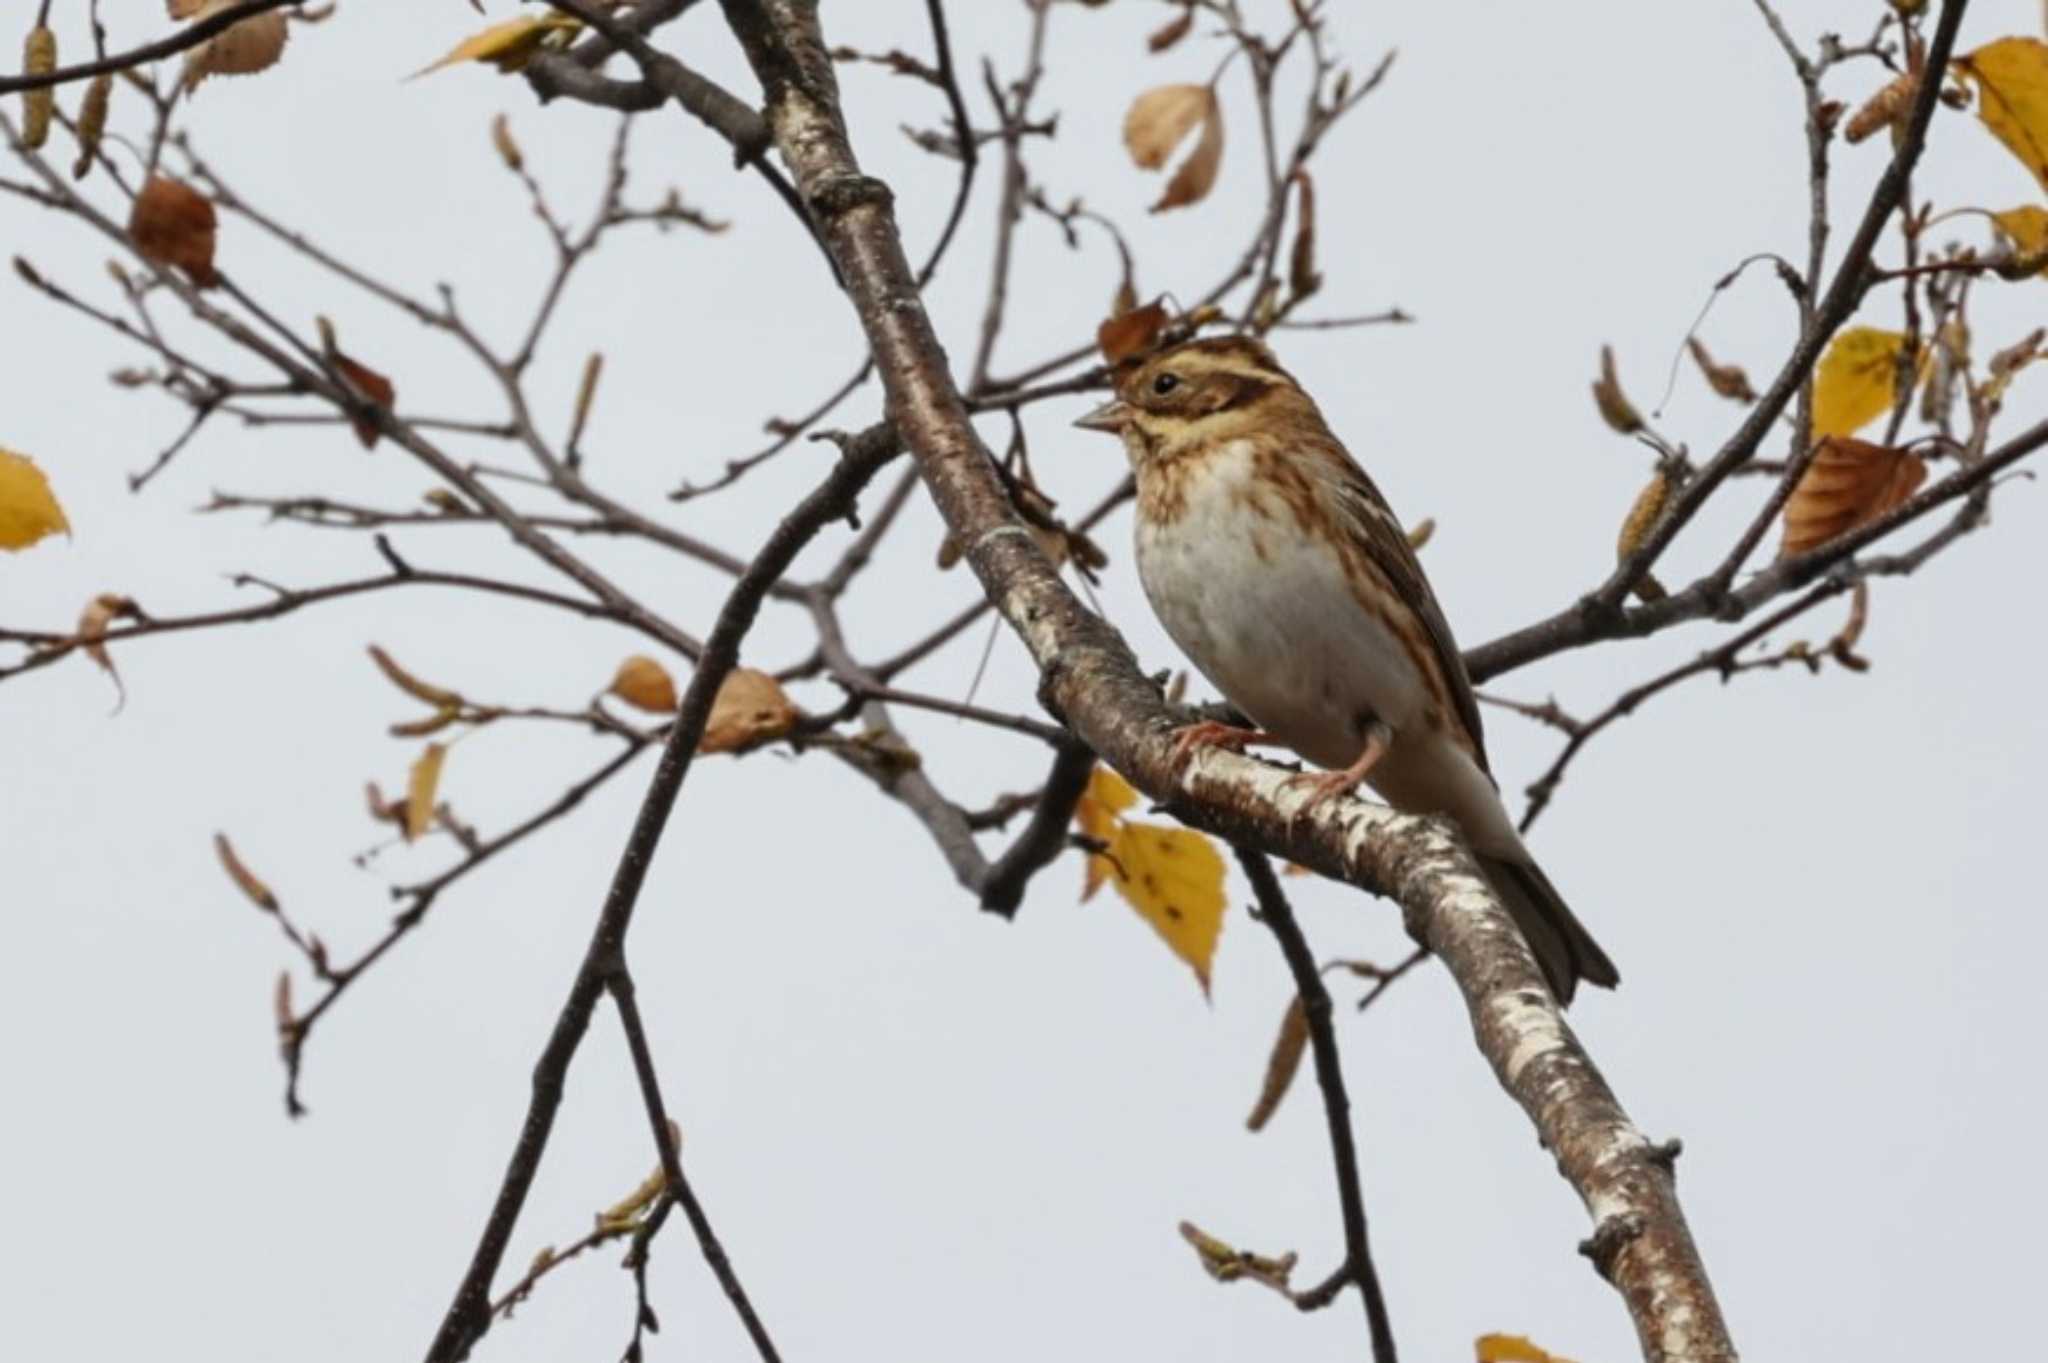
1288, 719, 1393, 825
1167, 719, 1276, 774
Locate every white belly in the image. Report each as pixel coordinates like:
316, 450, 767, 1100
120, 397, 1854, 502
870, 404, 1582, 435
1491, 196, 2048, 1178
1134, 441, 1428, 772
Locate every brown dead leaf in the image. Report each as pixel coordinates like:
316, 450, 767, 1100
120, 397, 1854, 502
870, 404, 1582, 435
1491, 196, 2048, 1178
1123, 83, 1224, 211
129, 177, 218, 287
76, 592, 142, 707
1779, 436, 1927, 559
1148, 6, 1194, 53
609, 655, 679, 714
699, 668, 799, 754
1246, 995, 1308, 1132
1097, 299, 1172, 365
405, 742, 447, 841
1686, 336, 1757, 403
180, 0, 290, 92
214, 832, 279, 913
332, 354, 395, 448
367, 645, 462, 709
1591, 344, 1644, 434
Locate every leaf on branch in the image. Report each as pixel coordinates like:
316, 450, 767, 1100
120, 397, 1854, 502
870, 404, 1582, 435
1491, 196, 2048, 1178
1148, 5, 1195, 54
1990, 204, 2048, 278
1097, 298, 1172, 365
0, 448, 70, 551
1287, 170, 1321, 301
1475, 1333, 1580, 1363
1245, 995, 1307, 1131
368, 645, 463, 710
1779, 435, 1926, 559
21, 25, 56, 150
1686, 336, 1757, 402
214, 832, 280, 914
178, 0, 291, 92
411, 12, 583, 79
699, 668, 799, 755
1955, 37, 2048, 191
1590, 344, 1644, 434
1845, 68, 1920, 144
327, 353, 395, 449
129, 177, 219, 288
1123, 83, 1225, 212
76, 592, 141, 707
405, 742, 447, 842
1812, 326, 1916, 437
608, 655, 679, 714
1071, 764, 1226, 994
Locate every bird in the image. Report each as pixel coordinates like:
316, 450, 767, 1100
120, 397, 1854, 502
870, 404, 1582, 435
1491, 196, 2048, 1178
1074, 333, 1618, 1004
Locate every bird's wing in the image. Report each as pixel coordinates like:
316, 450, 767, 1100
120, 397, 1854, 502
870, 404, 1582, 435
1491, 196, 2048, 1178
1314, 454, 1491, 772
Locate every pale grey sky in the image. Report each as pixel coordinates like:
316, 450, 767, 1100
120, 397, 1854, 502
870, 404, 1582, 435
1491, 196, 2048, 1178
4, 3, 2044, 1361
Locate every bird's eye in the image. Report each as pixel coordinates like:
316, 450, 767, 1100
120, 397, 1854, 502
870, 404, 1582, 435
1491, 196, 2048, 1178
1151, 372, 1181, 396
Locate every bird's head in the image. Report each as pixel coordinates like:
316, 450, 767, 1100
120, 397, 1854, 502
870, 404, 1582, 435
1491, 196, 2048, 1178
1074, 335, 1313, 461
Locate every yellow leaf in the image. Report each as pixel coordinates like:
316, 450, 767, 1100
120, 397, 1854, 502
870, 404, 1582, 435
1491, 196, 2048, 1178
406, 743, 447, 841
1123, 83, 1224, 211
1074, 763, 1138, 901
1103, 822, 1227, 993
1811, 326, 1913, 437
180, 0, 290, 92
0, 448, 69, 551
1475, 1333, 1578, 1363
1991, 204, 2048, 278
698, 667, 798, 754
411, 12, 583, 79
1957, 37, 2048, 192
608, 654, 679, 714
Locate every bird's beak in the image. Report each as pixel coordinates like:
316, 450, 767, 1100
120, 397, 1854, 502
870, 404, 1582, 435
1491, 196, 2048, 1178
1073, 398, 1132, 434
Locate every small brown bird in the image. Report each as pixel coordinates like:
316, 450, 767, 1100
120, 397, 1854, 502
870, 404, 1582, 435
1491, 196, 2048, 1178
1076, 335, 1618, 1003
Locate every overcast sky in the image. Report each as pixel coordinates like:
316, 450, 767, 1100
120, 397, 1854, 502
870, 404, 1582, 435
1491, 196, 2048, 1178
4, 3, 2045, 1361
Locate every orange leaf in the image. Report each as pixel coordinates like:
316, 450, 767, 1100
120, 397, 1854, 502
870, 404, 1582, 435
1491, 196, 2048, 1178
129, 177, 218, 287
698, 668, 798, 754
1780, 436, 1927, 559
1097, 300, 1171, 365
609, 655, 679, 714
332, 354, 395, 449
1475, 1333, 1578, 1363
1123, 83, 1224, 211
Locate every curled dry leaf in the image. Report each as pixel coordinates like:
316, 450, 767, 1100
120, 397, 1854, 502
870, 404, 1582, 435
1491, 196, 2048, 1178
1148, 5, 1194, 53
332, 354, 395, 448
699, 668, 799, 754
72, 73, 114, 180
1287, 170, 1321, 301
1812, 326, 1915, 437
1844, 68, 1919, 143
129, 177, 219, 288
1097, 298, 1172, 365
491, 112, 524, 171
1955, 37, 2048, 191
0, 448, 70, 551
1829, 580, 1873, 673
405, 742, 448, 842
1686, 336, 1757, 402
21, 25, 55, 149
1590, 344, 1644, 434
367, 644, 463, 709
1123, 83, 1224, 212
364, 780, 406, 828
1779, 435, 1927, 559
180, 0, 290, 92
411, 13, 583, 79
608, 654, 679, 714
1245, 995, 1308, 1132
214, 832, 280, 913
77, 592, 142, 705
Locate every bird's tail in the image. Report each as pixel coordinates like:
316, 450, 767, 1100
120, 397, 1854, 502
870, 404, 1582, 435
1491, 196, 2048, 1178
1474, 854, 1620, 1006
